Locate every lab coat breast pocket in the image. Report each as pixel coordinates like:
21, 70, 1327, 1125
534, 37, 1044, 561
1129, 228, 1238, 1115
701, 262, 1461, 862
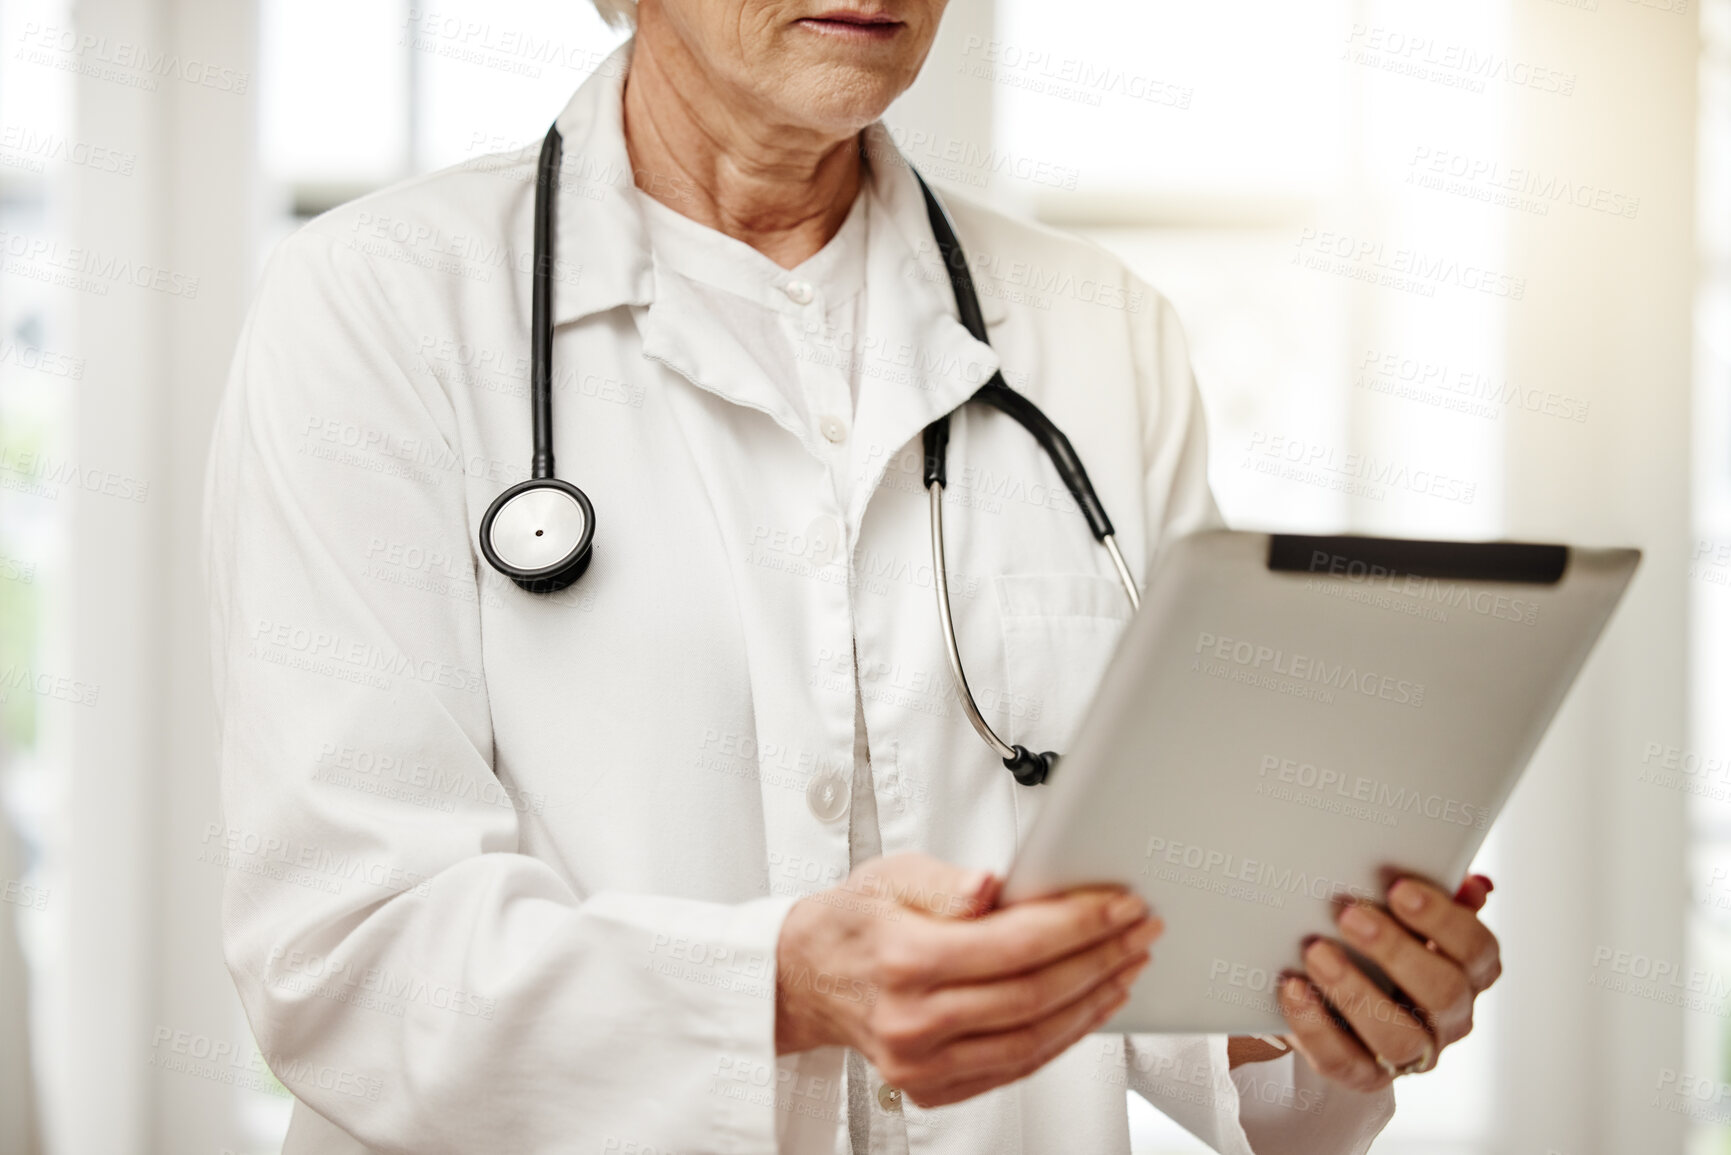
994, 572, 1134, 760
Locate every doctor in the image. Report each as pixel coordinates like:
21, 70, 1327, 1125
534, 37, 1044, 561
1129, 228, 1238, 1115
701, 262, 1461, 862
204, 0, 1502, 1152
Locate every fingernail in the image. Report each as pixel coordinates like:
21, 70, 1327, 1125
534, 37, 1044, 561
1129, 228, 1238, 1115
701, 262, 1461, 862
1281, 976, 1309, 1003
1474, 874, 1495, 894
1392, 881, 1427, 914
1108, 893, 1148, 927
1305, 939, 1345, 982
1340, 904, 1381, 942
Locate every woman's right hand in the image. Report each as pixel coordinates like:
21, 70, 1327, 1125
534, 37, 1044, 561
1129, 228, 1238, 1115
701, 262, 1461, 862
774, 853, 1161, 1108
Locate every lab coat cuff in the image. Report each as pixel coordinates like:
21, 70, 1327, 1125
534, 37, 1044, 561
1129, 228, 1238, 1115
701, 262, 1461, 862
583, 889, 803, 1153
1122, 1033, 1251, 1153
1206, 1034, 1257, 1155
1229, 1046, 1396, 1155
708, 892, 806, 1152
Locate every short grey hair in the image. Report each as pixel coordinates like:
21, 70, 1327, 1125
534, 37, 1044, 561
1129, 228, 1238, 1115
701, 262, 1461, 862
592, 0, 637, 28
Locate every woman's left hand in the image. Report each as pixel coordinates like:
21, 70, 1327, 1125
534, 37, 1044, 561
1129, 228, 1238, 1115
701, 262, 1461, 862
1252, 874, 1500, 1092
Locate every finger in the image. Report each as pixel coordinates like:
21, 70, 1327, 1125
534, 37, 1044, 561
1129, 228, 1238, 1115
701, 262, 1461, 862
909, 985, 1125, 1109
851, 854, 997, 919
1335, 903, 1473, 1045
909, 970, 1137, 1108
900, 889, 1150, 985
902, 922, 1159, 1051
902, 963, 1138, 1106
900, 958, 1141, 1106
1301, 938, 1433, 1076
1388, 878, 1501, 992
1453, 874, 1493, 913
1278, 976, 1389, 1094
909, 1070, 1011, 1109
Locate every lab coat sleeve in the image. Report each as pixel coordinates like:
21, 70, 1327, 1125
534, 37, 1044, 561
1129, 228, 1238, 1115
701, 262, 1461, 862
1121, 1036, 1395, 1155
1120, 287, 1397, 1154
1132, 288, 1227, 557
203, 229, 799, 1155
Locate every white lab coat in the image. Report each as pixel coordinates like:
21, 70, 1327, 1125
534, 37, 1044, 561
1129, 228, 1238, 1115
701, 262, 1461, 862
203, 40, 1395, 1155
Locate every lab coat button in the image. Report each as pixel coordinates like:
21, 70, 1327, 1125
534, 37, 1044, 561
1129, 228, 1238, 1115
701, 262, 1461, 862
877, 1084, 903, 1112
783, 279, 815, 305
819, 416, 847, 445
806, 769, 849, 822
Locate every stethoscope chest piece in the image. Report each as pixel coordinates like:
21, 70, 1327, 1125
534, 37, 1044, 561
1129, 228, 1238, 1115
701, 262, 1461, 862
479, 478, 595, 593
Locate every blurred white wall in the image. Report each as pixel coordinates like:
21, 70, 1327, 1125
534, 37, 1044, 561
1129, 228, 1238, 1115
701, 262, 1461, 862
1495, 6, 1694, 1153
0, 1, 1716, 1152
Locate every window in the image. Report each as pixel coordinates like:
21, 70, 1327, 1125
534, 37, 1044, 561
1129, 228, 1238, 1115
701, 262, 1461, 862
989, 2, 1513, 1144
0, 0, 80, 1149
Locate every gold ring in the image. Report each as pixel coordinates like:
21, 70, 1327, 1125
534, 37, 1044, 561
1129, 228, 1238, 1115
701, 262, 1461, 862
1374, 1039, 1436, 1079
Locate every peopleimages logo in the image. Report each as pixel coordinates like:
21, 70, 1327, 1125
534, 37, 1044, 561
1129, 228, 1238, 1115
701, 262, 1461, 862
1355, 348, 1592, 425
1257, 754, 1490, 830
0, 664, 100, 708
1142, 836, 1379, 904
1302, 549, 1541, 627
1243, 431, 1479, 506
1585, 945, 1731, 1019
1342, 24, 1576, 97
1408, 146, 1641, 220
910, 241, 1147, 314
0, 123, 136, 176
1293, 228, 1525, 301
956, 36, 1194, 110
1193, 631, 1426, 708
246, 616, 485, 696
17, 22, 251, 94
0, 227, 201, 299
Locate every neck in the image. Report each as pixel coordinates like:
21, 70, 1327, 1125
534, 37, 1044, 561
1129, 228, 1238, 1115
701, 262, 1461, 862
621, 20, 864, 269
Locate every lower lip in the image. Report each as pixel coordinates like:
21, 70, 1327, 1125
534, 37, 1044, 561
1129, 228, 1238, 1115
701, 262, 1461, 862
796, 17, 904, 42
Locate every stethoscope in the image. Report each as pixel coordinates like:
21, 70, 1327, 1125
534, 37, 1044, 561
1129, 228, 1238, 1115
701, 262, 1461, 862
480, 124, 1140, 786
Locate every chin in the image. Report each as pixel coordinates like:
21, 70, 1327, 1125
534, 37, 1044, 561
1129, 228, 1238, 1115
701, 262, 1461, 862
776, 62, 912, 135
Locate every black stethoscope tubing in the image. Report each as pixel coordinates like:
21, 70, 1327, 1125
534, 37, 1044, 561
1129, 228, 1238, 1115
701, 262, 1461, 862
480, 123, 1140, 785
476, 128, 596, 592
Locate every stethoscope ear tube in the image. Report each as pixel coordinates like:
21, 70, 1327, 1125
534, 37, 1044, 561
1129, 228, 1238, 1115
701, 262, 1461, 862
914, 171, 1142, 786
530, 126, 563, 482
925, 481, 1061, 787
479, 123, 600, 595
921, 418, 952, 489
971, 379, 1116, 542
913, 176, 1118, 543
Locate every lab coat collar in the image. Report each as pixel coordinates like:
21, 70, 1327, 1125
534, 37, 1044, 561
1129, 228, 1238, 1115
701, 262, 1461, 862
842, 122, 1007, 532
546, 40, 1009, 329
548, 41, 654, 326
546, 41, 1007, 500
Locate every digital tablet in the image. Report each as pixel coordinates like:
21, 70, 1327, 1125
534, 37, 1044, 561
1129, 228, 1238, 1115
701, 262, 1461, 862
1001, 531, 1639, 1034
